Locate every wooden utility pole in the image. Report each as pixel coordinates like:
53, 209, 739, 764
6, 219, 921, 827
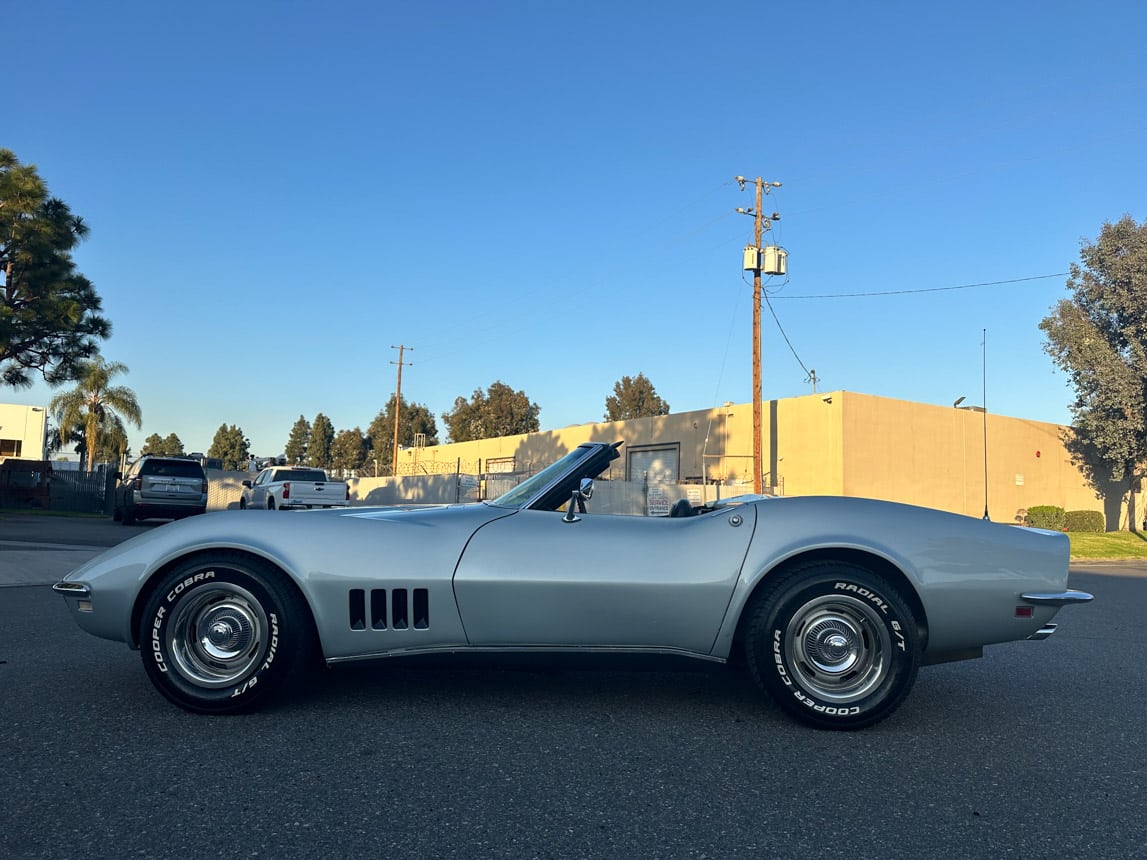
751, 179, 764, 495
736, 176, 782, 495
390, 344, 412, 476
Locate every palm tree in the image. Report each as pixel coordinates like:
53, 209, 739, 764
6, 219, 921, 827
49, 356, 142, 472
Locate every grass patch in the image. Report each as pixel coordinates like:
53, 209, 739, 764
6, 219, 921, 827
1068, 530, 1147, 561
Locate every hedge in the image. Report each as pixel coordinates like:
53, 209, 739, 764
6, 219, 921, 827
1026, 505, 1065, 530
1064, 510, 1104, 533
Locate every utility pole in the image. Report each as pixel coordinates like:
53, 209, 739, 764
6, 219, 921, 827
736, 176, 782, 495
390, 345, 412, 476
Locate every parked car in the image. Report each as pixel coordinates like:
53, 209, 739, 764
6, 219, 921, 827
57, 440, 1090, 729
113, 456, 208, 525
240, 466, 349, 510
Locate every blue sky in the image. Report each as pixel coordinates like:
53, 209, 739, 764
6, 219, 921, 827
6, 1, 1146, 457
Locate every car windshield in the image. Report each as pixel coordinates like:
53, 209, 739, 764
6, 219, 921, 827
489, 447, 597, 509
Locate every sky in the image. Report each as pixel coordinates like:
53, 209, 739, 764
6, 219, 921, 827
5, 1, 1147, 458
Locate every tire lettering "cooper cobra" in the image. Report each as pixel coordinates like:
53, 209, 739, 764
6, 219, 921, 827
151, 606, 167, 673
166, 571, 216, 603
772, 629, 792, 687
792, 689, 861, 716
834, 581, 889, 614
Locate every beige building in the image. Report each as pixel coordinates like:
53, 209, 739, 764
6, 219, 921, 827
0, 403, 48, 461
392, 391, 1133, 529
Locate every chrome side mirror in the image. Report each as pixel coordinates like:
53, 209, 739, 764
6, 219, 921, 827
562, 478, 595, 523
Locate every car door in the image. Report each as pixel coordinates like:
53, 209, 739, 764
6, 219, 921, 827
248, 470, 269, 507
452, 505, 756, 656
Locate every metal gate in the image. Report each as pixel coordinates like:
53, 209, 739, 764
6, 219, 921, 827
48, 468, 113, 514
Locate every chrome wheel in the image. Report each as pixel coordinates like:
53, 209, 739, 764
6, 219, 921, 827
166, 583, 268, 688
783, 594, 892, 703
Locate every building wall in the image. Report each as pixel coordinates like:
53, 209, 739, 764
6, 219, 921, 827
390, 391, 1125, 526
0, 403, 48, 461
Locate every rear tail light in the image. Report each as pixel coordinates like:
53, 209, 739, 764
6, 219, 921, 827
133, 476, 142, 491
200, 479, 208, 493
283, 482, 290, 499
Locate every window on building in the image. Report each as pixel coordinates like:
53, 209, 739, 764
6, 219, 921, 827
0, 439, 22, 458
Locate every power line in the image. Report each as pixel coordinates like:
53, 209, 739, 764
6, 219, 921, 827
773, 272, 1068, 300
763, 293, 813, 380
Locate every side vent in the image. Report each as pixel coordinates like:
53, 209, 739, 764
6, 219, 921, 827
348, 587, 430, 631
392, 588, 408, 629
370, 589, 387, 630
349, 589, 366, 630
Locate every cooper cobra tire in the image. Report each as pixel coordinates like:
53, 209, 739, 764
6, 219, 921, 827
138, 553, 310, 714
745, 561, 920, 730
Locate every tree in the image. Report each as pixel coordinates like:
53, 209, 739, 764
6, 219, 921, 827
140, 433, 165, 456
0, 149, 110, 387
1040, 215, 1147, 529
141, 432, 186, 457
330, 427, 368, 475
306, 413, 335, 469
284, 415, 310, 465
207, 424, 250, 470
162, 432, 185, 456
367, 396, 439, 474
48, 356, 142, 472
92, 414, 130, 464
443, 381, 540, 443
604, 373, 670, 421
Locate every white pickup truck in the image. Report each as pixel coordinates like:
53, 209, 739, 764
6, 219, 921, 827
240, 466, 349, 510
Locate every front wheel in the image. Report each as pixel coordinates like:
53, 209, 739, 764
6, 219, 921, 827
744, 562, 920, 730
138, 554, 311, 713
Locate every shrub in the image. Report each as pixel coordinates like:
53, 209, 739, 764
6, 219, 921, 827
1065, 510, 1104, 533
1026, 505, 1066, 530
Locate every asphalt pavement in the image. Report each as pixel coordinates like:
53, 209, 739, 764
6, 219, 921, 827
0, 512, 154, 586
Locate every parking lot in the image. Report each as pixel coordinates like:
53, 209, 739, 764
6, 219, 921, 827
2, 514, 1145, 858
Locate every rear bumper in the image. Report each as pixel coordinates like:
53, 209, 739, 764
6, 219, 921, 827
1020, 589, 1094, 606
133, 505, 206, 519
1020, 590, 1093, 641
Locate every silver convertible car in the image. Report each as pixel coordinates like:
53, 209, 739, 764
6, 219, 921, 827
54, 441, 1092, 729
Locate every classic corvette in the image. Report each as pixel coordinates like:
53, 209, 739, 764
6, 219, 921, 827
53, 440, 1092, 729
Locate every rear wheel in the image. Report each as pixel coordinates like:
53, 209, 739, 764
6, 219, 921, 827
267, 498, 276, 510
744, 561, 920, 730
138, 553, 311, 713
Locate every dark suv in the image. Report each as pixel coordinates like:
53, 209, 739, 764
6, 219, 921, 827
113, 456, 209, 525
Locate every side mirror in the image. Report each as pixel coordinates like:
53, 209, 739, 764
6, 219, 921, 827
241, 480, 252, 488
562, 478, 595, 523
